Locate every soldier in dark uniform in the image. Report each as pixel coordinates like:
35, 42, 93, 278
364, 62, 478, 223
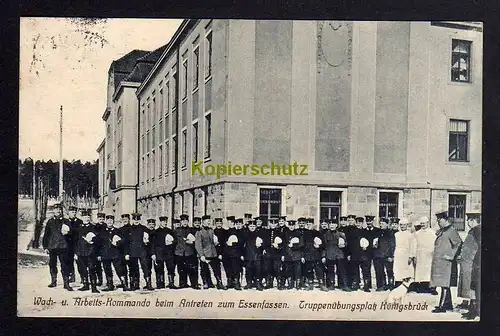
42, 203, 73, 291
213, 217, 227, 282
243, 213, 252, 227
145, 219, 156, 288
302, 218, 327, 291
116, 213, 131, 289
282, 219, 303, 290
278, 216, 287, 232
152, 216, 177, 289
125, 213, 154, 291
323, 219, 350, 291
372, 217, 396, 291
66, 205, 81, 283
195, 215, 226, 290
174, 214, 200, 289
74, 209, 100, 293
262, 218, 284, 289
223, 218, 245, 290
341, 215, 356, 288
254, 216, 264, 233
98, 214, 128, 291
362, 215, 380, 291
93, 212, 106, 286
348, 217, 369, 291
243, 220, 264, 290
319, 219, 329, 284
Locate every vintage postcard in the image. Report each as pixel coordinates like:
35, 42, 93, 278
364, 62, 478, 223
18, 18, 482, 320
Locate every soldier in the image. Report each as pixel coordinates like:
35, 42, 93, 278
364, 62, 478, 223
42, 203, 73, 291
125, 213, 154, 291
116, 213, 131, 289
214, 217, 228, 282
282, 219, 303, 290
74, 209, 100, 293
93, 212, 106, 286
431, 211, 463, 313
66, 205, 81, 283
278, 216, 287, 232
254, 216, 264, 233
319, 219, 329, 233
223, 218, 245, 290
243, 220, 264, 290
363, 215, 380, 291
414, 216, 437, 294
322, 219, 350, 291
152, 216, 177, 289
342, 214, 356, 288
174, 214, 200, 290
195, 215, 226, 290
302, 218, 327, 291
192, 216, 210, 288
263, 218, 285, 289
393, 217, 416, 288
243, 213, 252, 226
349, 217, 372, 292
145, 219, 156, 288
372, 217, 396, 291
98, 214, 128, 291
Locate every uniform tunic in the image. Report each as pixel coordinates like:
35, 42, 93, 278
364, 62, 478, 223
42, 215, 70, 250
414, 227, 436, 282
98, 226, 126, 278
393, 230, 416, 281
430, 225, 462, 288
458, 225, 480, 298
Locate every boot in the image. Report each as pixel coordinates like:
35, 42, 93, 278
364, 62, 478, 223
256, 279, 264, 291
277, 277, 284, 290
144, 277, 154, 290
69, 273, 76, 283
363, 280, 372, 293
102, 277, 115, 292
168, 275, 178, 289
227, 276, 234, 289
96, 272, 103, 286
207, 276, 215, 289
266, 276, 274, 289
202, 277, 210, 290
301, 277, 307, 289
432, 288, 449, 313
244, 276, 253, 289
129, 277, 137, 291
120, 276, 130, 291
156, 275, 165, 289
91, 280, 100, 293
234, 276, 242, 291
78, 277, 90, 291
287, 277, 294, 290
305, 279, 314, 291
295, 278, 302, 290
48, 274, 57, 288
386, 277, 395, 290
319, 279, 328, 292
215, 276, 227, 290
63, 276, 73, 291
351, 281, 360, 291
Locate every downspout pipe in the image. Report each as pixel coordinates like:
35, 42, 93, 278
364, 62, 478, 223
170, 47, 180, 218
135, 93, 140, 213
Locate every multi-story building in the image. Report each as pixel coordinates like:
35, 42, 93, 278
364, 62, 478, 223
100, 20, 482, 236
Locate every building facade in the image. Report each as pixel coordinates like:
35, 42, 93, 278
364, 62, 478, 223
100, 20, 482, 236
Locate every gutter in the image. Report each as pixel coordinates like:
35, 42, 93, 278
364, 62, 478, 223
135, 90, 141, 213
171, 47, 180, 218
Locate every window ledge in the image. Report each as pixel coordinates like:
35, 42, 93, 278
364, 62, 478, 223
446, 160, 471, 166
448, 80, 473, 86
192, 87, 200, 94
203, 157, 212, 163
181, 166, 187, 171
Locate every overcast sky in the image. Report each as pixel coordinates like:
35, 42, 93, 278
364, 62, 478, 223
19, 18, 183, 162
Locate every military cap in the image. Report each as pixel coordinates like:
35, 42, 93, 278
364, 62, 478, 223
80, 209, 91, 216
173, 218, 181, 224
261, 219, 269, 226
226, 216, 235, 221
466, 212, 481, 222
52, 203, 62, 209
180, 214, 189, 220
365, 215, 375, 222
193, 216, 202, 222
214, 217, 223, 223
330, 218, 339, 224
254, 216, 262, 221
121, 214, 130, 219
340, 216, 347, 221
236, 218, 244, 224
247, 220, 256, 225
347, 214, 356, 219
202, 215, 211, 220
97, 212, 106, 218
435, 211, 448, 220
288, 220, 297, 225
105, 214, 114, 220
132, 213, 142, 220
307, 218, 314, 223
356, 217, 365, 222
268, 218, 277, 225
279, 216, 287, 220
147, 218, 156, 223
391, 218, 400, 224
159, 216, 168, 221
68, 205, 78, 211
379, 217, 389, 223
297, 217, 307, 222
399, 217, 409, 225
244, 213, 253, 219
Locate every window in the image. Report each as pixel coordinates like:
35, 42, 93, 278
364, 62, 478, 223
204, 113, 211, 159
259, 188, 282, 220
192, 122, 198, 162
159, 121, 163, 142
172, 135, 177, 172
193, 46, 200, 90
165, 140, 170, 175
449, 119, 469, 162
205, 31, 212, 79
159, 145, 163, 178
152, 96, 156, 122
147, 103, 150, 129
141, 135, 145, 156
449, 194, 466, 231
182, 129, 187, 168
319, 191, 342, 221
202, 186, 208, 215
152, 127, 156, 149
152, 150, 156, 181
172, 108, 178, 135
141, 157, 145, 185
117, 143, 122, 186
146, 154, 150, 182
182, 57, 188, 99
159, 89, 163, 118
451, 39, 471, 82
165, 115, 170, 139
165, 81, 170, 114
146, 131, 150, 153
172, 72, 178, 109
379, 192, 399, 219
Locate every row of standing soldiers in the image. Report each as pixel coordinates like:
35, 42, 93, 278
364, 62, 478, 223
43, 205, 401, 293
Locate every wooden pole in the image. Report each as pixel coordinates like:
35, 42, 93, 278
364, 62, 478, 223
59, 105, 63, 201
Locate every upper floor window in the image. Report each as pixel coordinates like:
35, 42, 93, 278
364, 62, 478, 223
449, 119, 469, 162
193, 46, 200, 90
182, 57, 188, 100
204, 113, 211, 159
172, 72, 178, 109
106, 124, 111, 139
451, 39, 471, 83
205, 31, 212, 79
165, 81, 170, 114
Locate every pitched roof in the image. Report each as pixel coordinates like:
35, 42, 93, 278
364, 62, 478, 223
109, 50, 150, 90
123, 44, 168, 84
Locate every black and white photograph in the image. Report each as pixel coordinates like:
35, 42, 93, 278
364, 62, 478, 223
18, 19, 482, 321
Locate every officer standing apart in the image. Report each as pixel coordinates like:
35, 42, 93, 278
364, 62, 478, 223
42, 203, 73, 291
430, 211, 463, 313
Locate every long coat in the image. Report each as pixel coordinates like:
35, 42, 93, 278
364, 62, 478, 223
394, 230, 416, 281
322, 230, 346, 260
457, 225, 480, 298
414, 228, 436, 282
470, 225, 481, 292
430, 225, 463, 288
195, 228, 218, 258
42, 215, 70, 250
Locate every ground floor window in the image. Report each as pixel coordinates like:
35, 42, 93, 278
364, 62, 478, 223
319, 190, 342, 221
379, 192, 399, 219
259, 188, 282, 220
449, 194, 466, 231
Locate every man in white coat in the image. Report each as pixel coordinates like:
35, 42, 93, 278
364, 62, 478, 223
393, 218, 416, 287
414, 216, 438, 294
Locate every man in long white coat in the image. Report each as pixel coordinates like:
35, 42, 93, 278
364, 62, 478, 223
393, 218, 416, 287
414, 216, 437, 294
